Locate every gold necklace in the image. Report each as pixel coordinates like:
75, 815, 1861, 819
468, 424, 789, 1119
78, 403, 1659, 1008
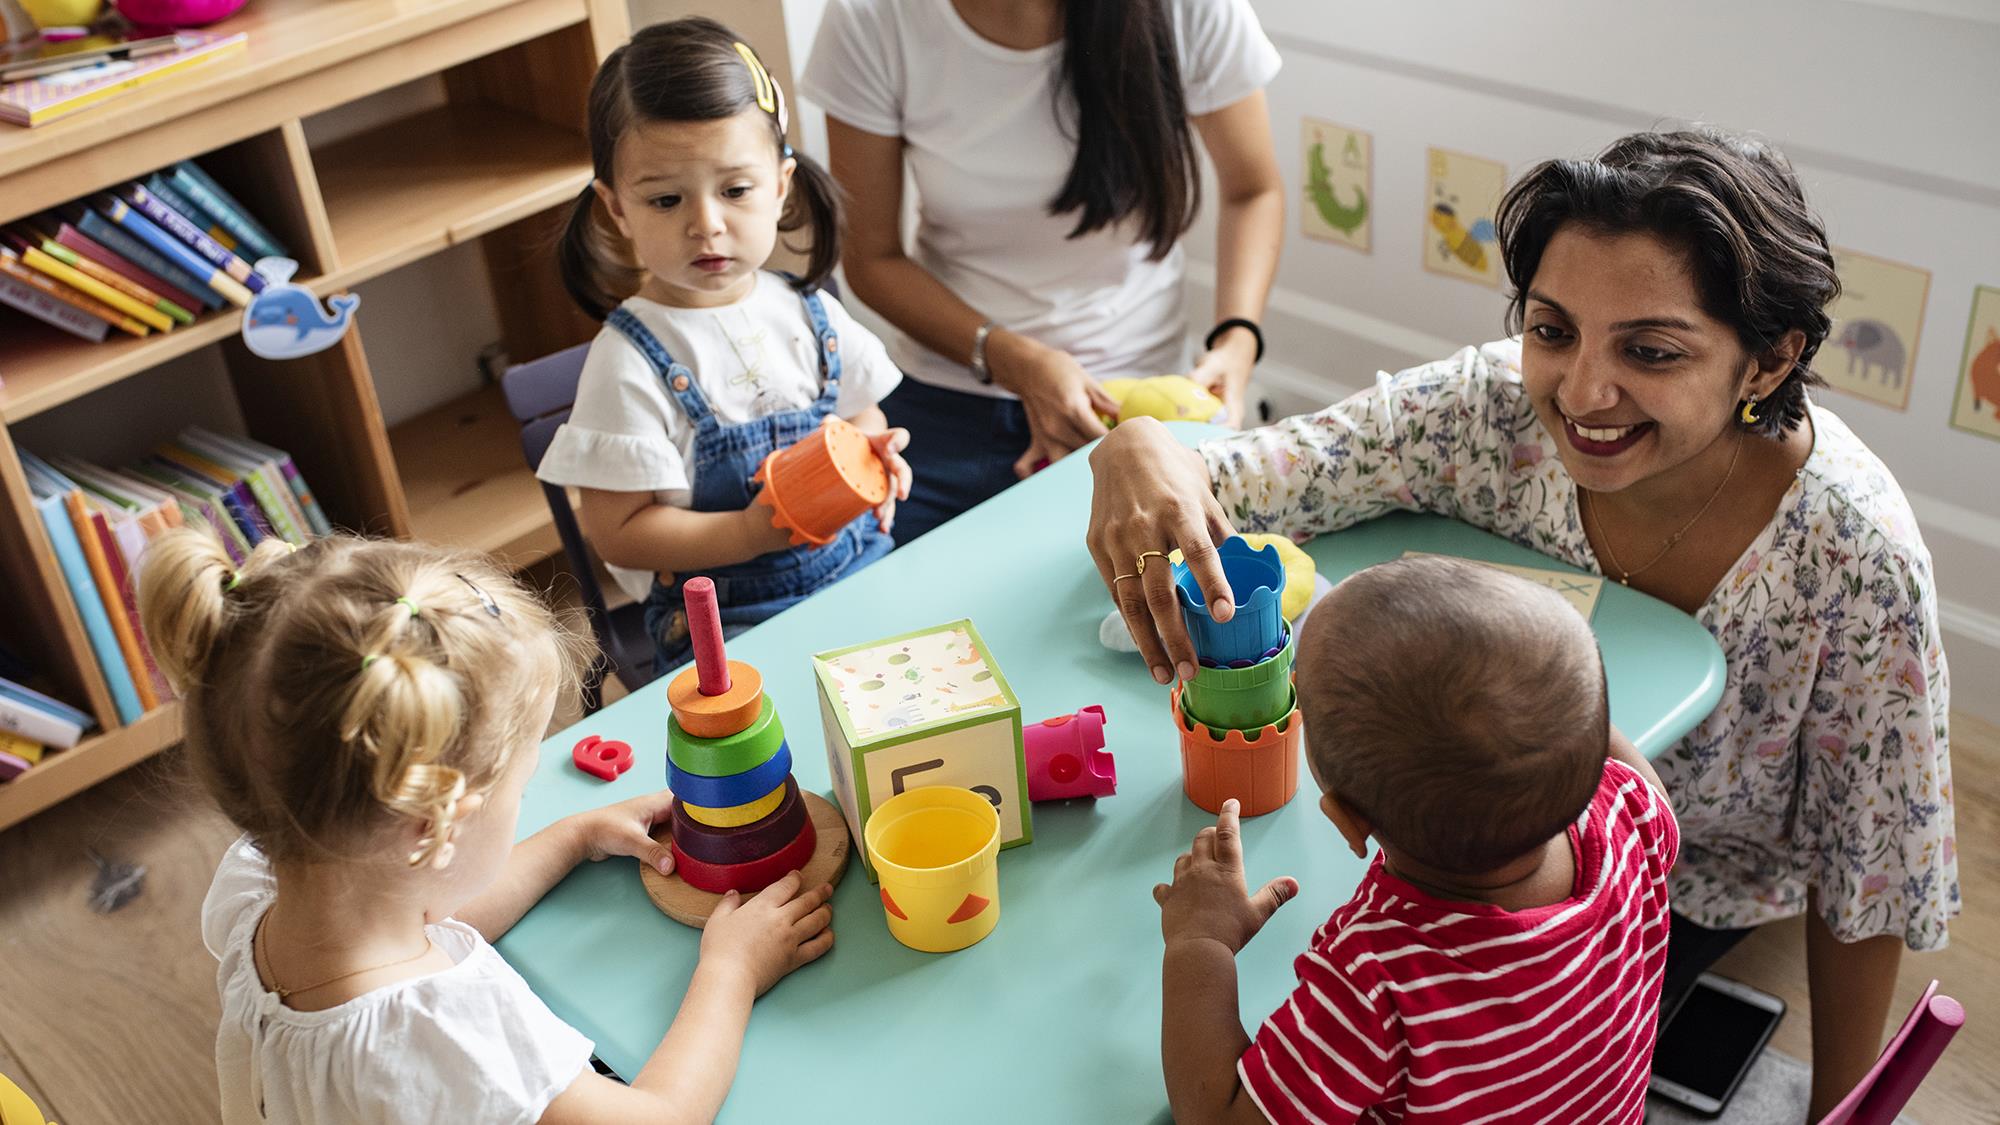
254, 904, 435, 1002
1583, 433, 1744, 586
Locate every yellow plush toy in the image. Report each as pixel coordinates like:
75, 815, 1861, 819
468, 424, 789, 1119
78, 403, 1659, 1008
1169, 534, 1315, 621
17, 0, 103, 28
1100, 375, 1226, 427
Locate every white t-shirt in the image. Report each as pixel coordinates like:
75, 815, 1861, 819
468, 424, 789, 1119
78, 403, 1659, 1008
202, 838, 594, 1125
536, 273, 903, 601
801, 0, 1281, 397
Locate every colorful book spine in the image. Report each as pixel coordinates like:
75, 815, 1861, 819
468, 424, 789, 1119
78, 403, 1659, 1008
0, 270, 109, 341
170, 161, 287, 264
92, 194, 251, 308
0, 250, 147, 336
154, 445, 271, 543
56, 223, 202, 314
144, 173, 235, 252
131, 461, 250, 564
202, 430, 331, 536
71, 208, 222, 309
20, 244, 170, 333
25, 477, 142, 724
0, 747, 32, 782
0, 31, 247, 128
37, 237, 192, 325
0, 732, 43, 765
115, 183, 265, 294
0, 678, 90, 743
85, 502, 171, 703
179, 429, 310, 544
0, 692, 85, 750
67, 492, 159, 712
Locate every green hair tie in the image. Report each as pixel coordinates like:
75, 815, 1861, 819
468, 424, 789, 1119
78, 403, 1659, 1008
396, 596, 421, 618
362, 654, 379, 671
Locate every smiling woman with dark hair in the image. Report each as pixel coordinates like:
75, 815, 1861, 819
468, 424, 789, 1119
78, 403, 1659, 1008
1085, 127, 1956, 1118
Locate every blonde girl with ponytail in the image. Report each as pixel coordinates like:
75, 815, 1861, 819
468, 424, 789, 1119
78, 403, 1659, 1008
143, 531, 833, 1124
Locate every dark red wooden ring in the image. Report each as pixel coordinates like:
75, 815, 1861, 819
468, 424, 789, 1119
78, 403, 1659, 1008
670, 819, 818, 895
670, 776, 806, 865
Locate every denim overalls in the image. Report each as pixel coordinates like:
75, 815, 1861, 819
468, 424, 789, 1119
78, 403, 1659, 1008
609, 286, 894, 675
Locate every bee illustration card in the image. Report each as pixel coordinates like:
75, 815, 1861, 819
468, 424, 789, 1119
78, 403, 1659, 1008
1423, 147, 1506, 287
1950, 284, 2000, 442
1821, 248, 1930, 411
1302, 118, 1372, 253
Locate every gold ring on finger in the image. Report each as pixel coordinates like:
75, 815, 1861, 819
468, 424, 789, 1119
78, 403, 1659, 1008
1134, 550, 1170, 576
1113, 572, 1140, 584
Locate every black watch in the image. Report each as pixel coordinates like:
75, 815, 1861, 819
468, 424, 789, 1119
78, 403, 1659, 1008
1205, 318, 1264, 363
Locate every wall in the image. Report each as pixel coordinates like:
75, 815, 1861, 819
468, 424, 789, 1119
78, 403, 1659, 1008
780, 0, 2000, 714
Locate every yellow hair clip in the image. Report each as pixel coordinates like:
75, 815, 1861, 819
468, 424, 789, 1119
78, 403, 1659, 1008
733, 41, 777, 116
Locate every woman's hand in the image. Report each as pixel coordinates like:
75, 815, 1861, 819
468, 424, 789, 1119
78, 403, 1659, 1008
565, 789, 680, 876
699, 872, 836, 998
987, 328, 1121, 478
1085, 418, 1239, 683
1188, 328, 1258, 428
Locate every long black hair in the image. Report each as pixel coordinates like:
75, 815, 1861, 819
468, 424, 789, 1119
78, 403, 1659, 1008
560, 18, 843, 320
1495, 128, 1839, 437
1050, 0, 1200, 261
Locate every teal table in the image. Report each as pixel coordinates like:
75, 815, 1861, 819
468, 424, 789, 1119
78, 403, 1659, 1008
498, 424, 1724, 1123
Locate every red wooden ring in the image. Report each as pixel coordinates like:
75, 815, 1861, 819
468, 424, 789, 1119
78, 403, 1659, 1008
670, 818, 818, 894
670, 776, 807, 865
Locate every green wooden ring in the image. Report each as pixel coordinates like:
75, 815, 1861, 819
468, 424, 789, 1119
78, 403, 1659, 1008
667, 697, 785, 776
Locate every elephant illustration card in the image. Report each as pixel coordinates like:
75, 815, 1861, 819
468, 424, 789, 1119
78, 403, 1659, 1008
1422, 147, 1506, 288
1822, 248, 1930, 411
1301, 118, 1372, 253
1950, 284, 2000, 442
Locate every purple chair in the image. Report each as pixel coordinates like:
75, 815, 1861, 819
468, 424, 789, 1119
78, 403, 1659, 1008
1816, 980, 1964, 1125
501, 344, 660, 714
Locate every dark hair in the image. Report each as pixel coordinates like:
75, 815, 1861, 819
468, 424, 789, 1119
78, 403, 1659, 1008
1297, 557, 1610, 876
1050, 0, 1200, 261
1495, 127, 1840, 437
560, 19, 843, 319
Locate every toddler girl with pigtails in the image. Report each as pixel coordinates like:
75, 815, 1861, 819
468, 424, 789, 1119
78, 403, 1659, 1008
140, 529, 833, 1123
540, 18, 913, 673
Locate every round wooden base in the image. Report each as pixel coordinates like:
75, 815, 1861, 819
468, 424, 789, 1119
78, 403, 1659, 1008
642, 790, 852, 928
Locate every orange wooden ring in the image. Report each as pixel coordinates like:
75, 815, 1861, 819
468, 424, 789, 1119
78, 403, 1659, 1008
1170, 682, 1302, 817
667, 659, 764, 739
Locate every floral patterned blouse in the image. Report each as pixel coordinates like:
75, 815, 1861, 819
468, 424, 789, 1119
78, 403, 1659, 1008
1203, 339, 1957, 950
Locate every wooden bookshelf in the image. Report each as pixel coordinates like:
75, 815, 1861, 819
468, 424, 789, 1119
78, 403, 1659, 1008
0, 0, 630, 832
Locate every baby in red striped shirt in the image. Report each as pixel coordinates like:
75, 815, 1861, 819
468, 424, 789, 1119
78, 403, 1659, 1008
1155, 555, 1680, 1125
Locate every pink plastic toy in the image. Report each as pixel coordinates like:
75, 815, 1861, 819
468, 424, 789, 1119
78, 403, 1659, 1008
113, 0, 246, 30
572, 735, 633, 781
1024, 705, 1116, 801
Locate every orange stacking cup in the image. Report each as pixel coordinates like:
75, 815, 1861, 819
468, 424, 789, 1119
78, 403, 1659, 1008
1171, 682, 1302, 817
752, 417, 890, 546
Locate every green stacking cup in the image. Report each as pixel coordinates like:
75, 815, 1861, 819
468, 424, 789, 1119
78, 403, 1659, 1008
1183, 625, 1295, 733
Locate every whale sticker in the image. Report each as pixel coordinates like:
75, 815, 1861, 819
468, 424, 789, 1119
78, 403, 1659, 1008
240, 257, 359, 360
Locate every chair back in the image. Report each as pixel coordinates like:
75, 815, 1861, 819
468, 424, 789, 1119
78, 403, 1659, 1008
1816, 980, 1965, 1125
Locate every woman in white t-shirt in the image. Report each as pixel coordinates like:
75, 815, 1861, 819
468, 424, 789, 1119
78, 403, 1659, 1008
802, 0, 1284, 542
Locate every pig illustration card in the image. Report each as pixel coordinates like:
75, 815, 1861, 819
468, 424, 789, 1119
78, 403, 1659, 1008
1822, 248, 1930, 411
1950, 284, 2000, 442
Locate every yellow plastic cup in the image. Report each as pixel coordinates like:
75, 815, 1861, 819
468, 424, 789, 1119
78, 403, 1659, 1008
864, 786, 1002, 953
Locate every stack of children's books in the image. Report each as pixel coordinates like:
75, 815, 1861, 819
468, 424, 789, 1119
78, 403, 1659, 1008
0, 157, 287, 345
0, 30, 246, 128
19, 429, 330, 728
0, 673, 94, 783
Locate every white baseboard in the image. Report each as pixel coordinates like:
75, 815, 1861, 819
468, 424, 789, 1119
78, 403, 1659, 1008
1191, 268, 2000, 721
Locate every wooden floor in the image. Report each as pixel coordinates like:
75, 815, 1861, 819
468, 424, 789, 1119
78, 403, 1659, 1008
0, 704, 1991, 1123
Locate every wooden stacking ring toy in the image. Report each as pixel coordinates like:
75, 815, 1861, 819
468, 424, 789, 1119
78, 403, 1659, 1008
670, 818, 818, 894
679, 782, 788, 828
669, 777, 810, 866
668, 696, 784, 776
667, 658, 764, 739
667, 743, 794, 809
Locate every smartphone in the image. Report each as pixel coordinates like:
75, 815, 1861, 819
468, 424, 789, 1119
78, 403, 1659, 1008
1649, 973, 1787, 1116
0, 32, 188, 84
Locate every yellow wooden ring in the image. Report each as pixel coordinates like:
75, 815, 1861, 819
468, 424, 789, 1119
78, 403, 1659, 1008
681, 781, 787, 827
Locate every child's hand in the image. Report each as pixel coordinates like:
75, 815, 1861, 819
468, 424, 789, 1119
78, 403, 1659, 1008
1153, 800, 1297, 954
566, 789, 679, 876
867, 426, 913, 534
700, 871, 835, 997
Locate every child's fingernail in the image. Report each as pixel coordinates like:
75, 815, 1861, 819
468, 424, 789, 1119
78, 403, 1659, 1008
1151, 665, 1171, 685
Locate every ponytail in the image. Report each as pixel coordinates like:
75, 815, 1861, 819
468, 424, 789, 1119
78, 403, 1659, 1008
781, 149, 844, 292
138, 530, 293, 692
1052, 0, 1200, 260
559, 184, 643, 321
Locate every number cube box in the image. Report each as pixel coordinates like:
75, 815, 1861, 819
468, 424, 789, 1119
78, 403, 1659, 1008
813, 619, 1031, 880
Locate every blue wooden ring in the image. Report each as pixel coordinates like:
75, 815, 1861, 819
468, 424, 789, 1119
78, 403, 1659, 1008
671, 776, 808, 865
667, 741, 794, 808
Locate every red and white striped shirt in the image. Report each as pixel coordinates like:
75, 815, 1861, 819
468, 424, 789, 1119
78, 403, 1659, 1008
1239, 759, 1679, 1125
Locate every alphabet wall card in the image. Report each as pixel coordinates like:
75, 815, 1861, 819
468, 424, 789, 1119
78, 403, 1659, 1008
1422, 147, 1506, 288
1950, 284, 2000, 443
1821, 248, 1931, 411
1302, 118, 1372, 253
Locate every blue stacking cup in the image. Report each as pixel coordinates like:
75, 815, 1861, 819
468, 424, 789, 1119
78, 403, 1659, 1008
1174, 536, 1287, 666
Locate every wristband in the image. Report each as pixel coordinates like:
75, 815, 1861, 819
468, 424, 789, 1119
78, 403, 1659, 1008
970, 320, 997, 384
1205, 318, 1264, 363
